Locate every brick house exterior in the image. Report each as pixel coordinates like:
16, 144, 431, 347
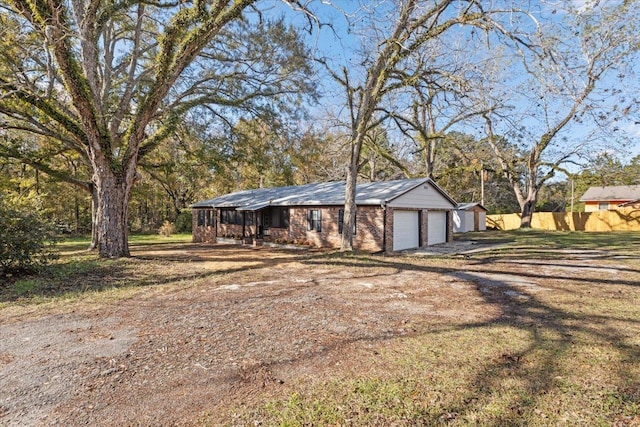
192, 178, 456, 253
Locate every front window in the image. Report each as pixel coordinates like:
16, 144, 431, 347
307, 209, 322, 232
221, 208, 242, 225
598, 202, 609, 211
263, 207, 290, 229
271, 207, 289, 228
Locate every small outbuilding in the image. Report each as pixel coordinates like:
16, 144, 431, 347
191, 177, 457, 253
453, 203, 487, 233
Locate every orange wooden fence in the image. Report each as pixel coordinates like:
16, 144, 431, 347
487, 208, 640, 231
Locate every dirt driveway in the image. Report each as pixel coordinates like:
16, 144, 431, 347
0, 243, 635, 425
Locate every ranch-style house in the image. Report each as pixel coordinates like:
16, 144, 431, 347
191, 177, 457, 253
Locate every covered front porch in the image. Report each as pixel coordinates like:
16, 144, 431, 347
217, 204, 291, 245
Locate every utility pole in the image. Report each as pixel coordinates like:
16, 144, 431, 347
570, 179, 574, 212
480, 164, 485, 206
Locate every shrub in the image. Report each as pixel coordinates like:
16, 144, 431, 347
175, 209, 192, 233
158, 221, 176, 237
0, 200, 58, 274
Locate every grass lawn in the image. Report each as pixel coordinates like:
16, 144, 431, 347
1, 230, 639, 426
0, 233, 193, 304
230, 231, 640, 426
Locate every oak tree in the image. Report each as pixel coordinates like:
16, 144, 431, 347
0, 0, 313, 257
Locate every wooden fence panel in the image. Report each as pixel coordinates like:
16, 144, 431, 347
487, 208, 640, 231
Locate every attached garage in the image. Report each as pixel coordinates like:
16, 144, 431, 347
386, 180, 457, 252
427, 211, 447, 245
393, 210, 420, 251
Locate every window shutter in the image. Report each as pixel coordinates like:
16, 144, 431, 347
307, 209, 312, 230
316, 209, 322, 232
283, 208, 290, 229
338, 209, 344, 234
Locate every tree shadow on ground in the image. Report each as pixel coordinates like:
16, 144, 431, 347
0, 245, 325, 303
297, 254, 640, 424
443, 270, 639, 424
3, 241, 639, 424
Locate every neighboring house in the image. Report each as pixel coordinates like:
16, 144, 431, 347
453, 203, 487, 233
580, 185, 640, 212
191, 177, 457, 253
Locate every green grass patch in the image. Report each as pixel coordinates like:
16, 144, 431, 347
0, 233, 195, 306
234, 322, 640, 426
458, 229, 640, 261
56, 233, 193, 251
128, 233, 192, 244
12, 278, 39, 296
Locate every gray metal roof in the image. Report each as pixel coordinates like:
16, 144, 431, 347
579, 185, 640, 202
456, 202, 487, 211
192, 177, 454, 209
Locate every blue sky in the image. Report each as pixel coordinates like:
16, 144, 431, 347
273, 0, 640, 168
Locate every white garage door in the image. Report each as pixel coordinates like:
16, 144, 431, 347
427, 211, 447, 245
393, 210, 419, 251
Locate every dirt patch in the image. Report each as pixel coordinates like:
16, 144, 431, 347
0, 243, 631, 426
0, 314, 136, 426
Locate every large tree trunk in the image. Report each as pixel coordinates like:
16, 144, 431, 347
341, 161, 358, 251
424, 102, 438, 178
423, 137, 436, 178
88, 185, 99, 250
520, 198, 536, 228
94, 169, 133, 258
519, 182, 539, 229
518, 153, 541, 228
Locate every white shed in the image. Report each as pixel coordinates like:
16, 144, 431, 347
454, 203, 487, 233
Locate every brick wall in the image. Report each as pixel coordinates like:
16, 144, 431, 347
261, 206, 384, 252
192, 208, 217, 243
353, 205, 385, 252
421, 209, 429, 247
384, 206, 394, 254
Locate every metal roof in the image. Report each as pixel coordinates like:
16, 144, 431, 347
579, 185, 640, 202
456, 202, 487, 211
192, 177, 454, 209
